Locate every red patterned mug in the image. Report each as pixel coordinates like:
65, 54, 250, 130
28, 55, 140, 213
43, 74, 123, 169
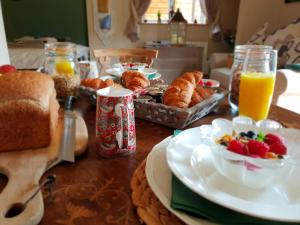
96, 87, 136, 158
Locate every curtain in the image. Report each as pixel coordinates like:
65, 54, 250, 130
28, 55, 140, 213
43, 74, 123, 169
0, 2, 10, 64
199, 0, 222, 41
127, 0, 151, 42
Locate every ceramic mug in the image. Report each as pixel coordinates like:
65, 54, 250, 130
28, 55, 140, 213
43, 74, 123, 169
78, 61, 98, 79
96, 87, 136, 158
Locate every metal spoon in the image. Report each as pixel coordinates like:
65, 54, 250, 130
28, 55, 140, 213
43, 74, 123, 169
5, 175, 56, 218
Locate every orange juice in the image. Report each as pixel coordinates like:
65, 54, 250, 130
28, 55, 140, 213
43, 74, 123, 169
55, 60, 74, 76
239, 72, 275, 120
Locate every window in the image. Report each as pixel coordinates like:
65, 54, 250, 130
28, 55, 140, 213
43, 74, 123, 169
144, 0, 207, 24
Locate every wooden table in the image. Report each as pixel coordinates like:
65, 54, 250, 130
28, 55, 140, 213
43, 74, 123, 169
2, 98, 300, 225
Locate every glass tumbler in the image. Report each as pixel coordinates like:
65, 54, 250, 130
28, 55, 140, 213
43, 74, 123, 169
238, 47, 277, 121
229, 45, 273, 111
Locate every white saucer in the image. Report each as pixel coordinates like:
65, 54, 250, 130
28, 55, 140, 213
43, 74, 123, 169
166, 126, 300, 222
146, 137, 212, 225
143, 67, 157, 75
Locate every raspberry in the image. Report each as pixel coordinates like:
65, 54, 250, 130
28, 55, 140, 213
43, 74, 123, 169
269, 142, 287, 155
227, 140, 246, 155
247, 140, 269, 158
264, 133, 284, 145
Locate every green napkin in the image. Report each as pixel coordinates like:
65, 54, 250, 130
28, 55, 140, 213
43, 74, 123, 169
171, 175, 298, 225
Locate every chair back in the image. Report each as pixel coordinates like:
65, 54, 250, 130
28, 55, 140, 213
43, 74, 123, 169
93, 48, 158, 72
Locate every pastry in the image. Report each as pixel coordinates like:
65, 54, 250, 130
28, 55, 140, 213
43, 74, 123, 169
81, 78, 115, 90
189, 86, 215, 107
163, 71, 203, 108
122, 71, 150, 91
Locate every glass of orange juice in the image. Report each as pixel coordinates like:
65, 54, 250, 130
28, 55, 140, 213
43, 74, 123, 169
238, 47, 277, 121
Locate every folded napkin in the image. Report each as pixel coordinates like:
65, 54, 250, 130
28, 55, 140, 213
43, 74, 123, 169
171, 175, 297, 225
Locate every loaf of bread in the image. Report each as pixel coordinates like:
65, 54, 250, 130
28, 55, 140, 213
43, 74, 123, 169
163, 71, 203, 108
122, 71, 150, 91
0, 71, 60, 151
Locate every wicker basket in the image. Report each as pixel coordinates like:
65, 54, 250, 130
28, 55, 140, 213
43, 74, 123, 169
79, 86, 227, 129
134, 88, 227, 129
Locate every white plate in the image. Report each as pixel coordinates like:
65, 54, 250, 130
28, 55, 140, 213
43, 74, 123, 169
166, 126, 300, 222
105, 68, 123, 77
146, 137, 213, 225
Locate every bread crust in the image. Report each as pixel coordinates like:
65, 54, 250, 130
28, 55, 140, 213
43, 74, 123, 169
0, 71, 59, 151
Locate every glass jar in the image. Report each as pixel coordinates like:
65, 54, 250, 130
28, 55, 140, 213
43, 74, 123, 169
44, 42, 80, 99
228, 45, 273, 111
239, 47, 277, 120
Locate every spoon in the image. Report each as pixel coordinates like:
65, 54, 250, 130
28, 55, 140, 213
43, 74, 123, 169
5, 175, 56, 218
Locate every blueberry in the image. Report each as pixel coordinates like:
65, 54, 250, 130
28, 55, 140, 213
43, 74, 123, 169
247, 131, 255, 138
220, 141, 228, 146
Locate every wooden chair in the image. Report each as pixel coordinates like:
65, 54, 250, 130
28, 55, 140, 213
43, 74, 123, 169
93, 48, 158, 73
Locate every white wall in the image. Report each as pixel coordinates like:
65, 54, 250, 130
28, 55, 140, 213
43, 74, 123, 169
0, 1, 10, 65
236, 0, 300, 44
86, 0, 240, 57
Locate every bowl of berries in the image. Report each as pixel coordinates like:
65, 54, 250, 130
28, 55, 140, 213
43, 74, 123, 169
208, 116, 299, 189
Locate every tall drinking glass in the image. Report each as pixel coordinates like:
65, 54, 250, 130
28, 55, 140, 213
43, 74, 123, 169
238, 47, 277, 121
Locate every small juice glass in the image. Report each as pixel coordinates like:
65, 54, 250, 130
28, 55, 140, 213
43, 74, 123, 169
238, 47, 277, 121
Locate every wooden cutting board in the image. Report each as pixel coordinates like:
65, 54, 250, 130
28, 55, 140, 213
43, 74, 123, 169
0, 113, 88, 225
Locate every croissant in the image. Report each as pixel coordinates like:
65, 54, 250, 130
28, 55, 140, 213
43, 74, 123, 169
80, 78, 115, 90
122, 71, 150, 91
163, 71, 203, 108
189, 86, 215, 107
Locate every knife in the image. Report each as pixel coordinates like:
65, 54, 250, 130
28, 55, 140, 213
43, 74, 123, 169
47, 96, 76, 170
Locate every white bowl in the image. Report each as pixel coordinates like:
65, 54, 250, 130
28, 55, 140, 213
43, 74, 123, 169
208, 116, 298, 189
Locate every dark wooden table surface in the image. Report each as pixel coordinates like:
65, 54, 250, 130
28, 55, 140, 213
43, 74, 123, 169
2, 97, 300, 225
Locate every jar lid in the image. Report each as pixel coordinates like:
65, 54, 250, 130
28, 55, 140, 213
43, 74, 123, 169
233, 45, 274, 61
44, 42, 76, 56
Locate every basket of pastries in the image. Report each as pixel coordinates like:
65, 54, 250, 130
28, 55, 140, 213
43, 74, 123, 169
122, 70, 227, 129
79, 70, 227, 129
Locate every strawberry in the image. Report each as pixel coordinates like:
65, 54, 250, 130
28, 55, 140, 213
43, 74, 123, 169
269, 142, 287, 155
205, 81, 214, 87
199, 80, 204, 86
247, 140, 269, 158
0, 64, 16, 73
264, 133, 284, 145
227, 140, 246, 155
